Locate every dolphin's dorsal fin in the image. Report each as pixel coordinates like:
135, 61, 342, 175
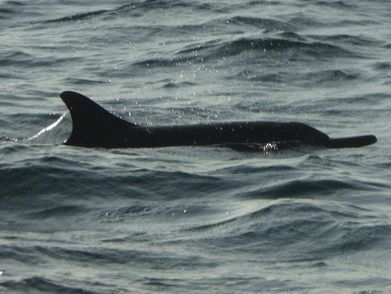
60, 91, 136, 146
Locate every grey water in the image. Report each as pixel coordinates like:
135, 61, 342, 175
0, 0, 390, 293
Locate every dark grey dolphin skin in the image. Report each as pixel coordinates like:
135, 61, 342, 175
60, 91, 377, 149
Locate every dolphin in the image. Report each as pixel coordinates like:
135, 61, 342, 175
60, 91, 376, 150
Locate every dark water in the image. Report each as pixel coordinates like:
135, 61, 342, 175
1, 0, 390, 293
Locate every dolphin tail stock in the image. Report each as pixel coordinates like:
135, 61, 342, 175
325, 135, 377, 148
60, 91, 136, 147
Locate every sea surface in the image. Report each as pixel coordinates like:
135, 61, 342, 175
1, 0, 390, 293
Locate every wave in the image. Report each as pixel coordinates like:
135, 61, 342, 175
237, 178, 360, 199
0, 49, 81, 69
228, 15, 296, 31
0, 277, 90, 293
0, 1, 25, 20
184, 37, 353, 58
311, 34, 379, 47
314, 1, 354, 8
183, 199, 391, 259
41, 0, 195, 24
44, 9, 109, 23
134, 36, 355, 68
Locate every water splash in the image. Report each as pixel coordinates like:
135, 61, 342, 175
27, 113, 67, 141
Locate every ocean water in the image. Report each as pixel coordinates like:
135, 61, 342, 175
1, 0, 390, 293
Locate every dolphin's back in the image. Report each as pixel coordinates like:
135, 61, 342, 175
60, 91, 376, 149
